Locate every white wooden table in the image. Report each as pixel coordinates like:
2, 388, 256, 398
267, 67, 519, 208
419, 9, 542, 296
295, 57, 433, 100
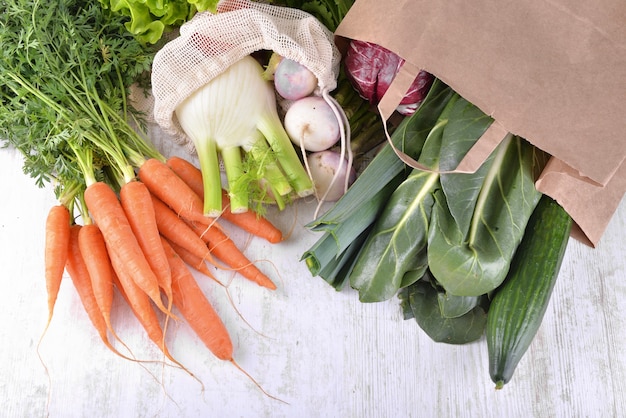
1, 125, 625, 418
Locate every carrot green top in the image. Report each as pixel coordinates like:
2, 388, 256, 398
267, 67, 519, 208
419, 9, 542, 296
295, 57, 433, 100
0, 0, 161, 218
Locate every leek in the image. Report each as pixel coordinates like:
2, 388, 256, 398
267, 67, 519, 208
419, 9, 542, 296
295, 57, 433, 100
302, 79, 455, 288
306, 79, 454, 231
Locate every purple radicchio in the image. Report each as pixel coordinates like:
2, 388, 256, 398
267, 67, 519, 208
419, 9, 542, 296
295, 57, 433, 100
344, 40, 434, 115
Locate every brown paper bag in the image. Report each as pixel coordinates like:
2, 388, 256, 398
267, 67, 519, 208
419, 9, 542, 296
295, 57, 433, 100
335, 0, 626, 247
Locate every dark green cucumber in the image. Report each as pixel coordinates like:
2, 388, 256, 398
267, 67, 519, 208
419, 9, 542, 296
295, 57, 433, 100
486, 195, 573, 389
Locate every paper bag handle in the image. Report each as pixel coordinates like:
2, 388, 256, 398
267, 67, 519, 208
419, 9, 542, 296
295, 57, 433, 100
377, 62, 510, 174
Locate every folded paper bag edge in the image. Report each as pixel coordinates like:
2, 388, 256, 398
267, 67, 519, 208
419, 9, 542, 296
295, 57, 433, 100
370, 52, 625, 248
334, 0, 625, 187
366, 55, 625, 248
536, 157, 626, 247
377, 60, 419, 122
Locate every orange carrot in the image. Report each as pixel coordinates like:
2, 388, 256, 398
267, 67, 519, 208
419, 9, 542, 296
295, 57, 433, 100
166, 156, 283, 243
218, 191, 284, 244
120, 180, 172, 301
77, 223, 116, 333
107, 242, 178, 365
138, 158, 210, 225
163, 237, 283, 402
146, 177, 275, 289
43, 204, 71, 327
78, 222, 145, 362
66, 225, 131, 359
188, 221, 277, 290
109, 250, 202, 386
164, 156, 204, 197
150, 194, 220, 264
162, 237, 232, 360
83, 181, 172, 317
164, 237, 221, 285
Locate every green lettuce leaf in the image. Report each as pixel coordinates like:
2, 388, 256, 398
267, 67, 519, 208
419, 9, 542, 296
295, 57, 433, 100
102, 0, 217, 44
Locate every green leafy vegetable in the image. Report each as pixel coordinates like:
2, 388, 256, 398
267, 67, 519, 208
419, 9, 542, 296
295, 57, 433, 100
428, 135, 550, 296
347, 92, 498, 303
400, 275, 488, 345
345, 94, 458, 302
437, 292, 481, 319
437, 97, 499, 233
301, 80, 456, 288
99, 0, 218, 45
347, 168, 437, 302
271, 0, 353, 31
0, 0, 158, 214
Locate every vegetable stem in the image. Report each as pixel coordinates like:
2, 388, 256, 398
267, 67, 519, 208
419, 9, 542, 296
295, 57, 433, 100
257, 116, 314, 197
195, 137, 223, 217
221, 146, 248, 213
467, 133, 513, 246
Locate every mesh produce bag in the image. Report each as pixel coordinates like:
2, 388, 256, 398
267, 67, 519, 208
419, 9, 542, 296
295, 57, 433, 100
151, 0, 342, 153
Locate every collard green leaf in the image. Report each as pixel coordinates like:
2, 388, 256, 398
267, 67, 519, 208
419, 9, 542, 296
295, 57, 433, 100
439, 97, 494, 170
399, 286, 415, 320
399, 252, 428, 288
347, 95, 459, 302
349, 169, 439, 302
405, 279, 487, 344
438, 98, 495, 236
348, 93, 496, 303
437, 292, 481, 318
428, 136, 550, 296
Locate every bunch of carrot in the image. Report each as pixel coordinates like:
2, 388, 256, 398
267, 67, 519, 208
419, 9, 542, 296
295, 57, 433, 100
44, 154, 284, 368
0, 0, 292, 401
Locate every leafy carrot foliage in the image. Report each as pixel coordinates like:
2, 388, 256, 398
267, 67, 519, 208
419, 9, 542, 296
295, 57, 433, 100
0, 0, 156, 208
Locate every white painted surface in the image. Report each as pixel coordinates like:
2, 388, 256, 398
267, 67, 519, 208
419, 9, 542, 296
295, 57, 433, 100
1, 125, 625, 418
